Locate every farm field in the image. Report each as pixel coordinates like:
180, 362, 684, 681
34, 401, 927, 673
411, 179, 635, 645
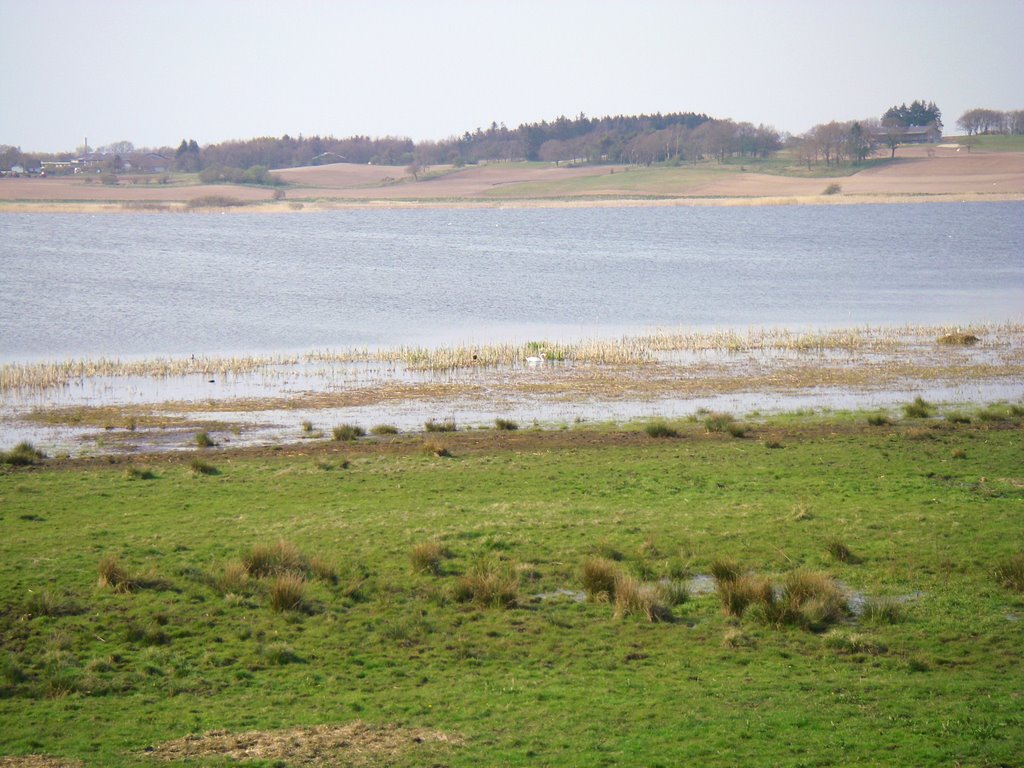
2, 144, 1023, 211
1, 407, 1023, 766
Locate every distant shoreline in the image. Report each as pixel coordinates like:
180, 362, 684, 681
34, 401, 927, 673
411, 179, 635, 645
2, 192, 1023, 214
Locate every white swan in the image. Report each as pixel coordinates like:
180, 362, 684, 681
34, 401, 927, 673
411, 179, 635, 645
525, 352, 547, 365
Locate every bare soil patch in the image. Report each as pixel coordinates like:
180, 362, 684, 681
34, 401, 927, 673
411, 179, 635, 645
146, 721, 461, 765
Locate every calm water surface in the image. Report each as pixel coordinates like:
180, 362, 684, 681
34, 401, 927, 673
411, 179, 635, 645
1, 203, 1022, 362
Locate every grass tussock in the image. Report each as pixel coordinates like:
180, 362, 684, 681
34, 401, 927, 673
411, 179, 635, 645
860, 596, 906, 625
123, 466, 156, 481
242, 539, 307, 578
937, 330, 980, 346
194, 431, 216, 447
946, 412, 971, 424
703, 412, 736, 433
189, 458, 219, 476
827, 538, 860, 564
370, 424, 399, 435
424, 418, 457, 433
422, 440, 452, 458
714, 567, 847, 631
709, 557, 742, 584
452, 559, 519, 608
867, 413, 892, 426
1, 440, 45, 466
903, 396, 933, 419
494, 418, 519, 431
993, 554, 1024, 592
410, 541, 450, 575
644, 419, 679, 438
580, 556, 621, 600
97, 555, 136, 593
332, 424, 365, 441
613, 574, 673, 622
267, 573, 309, 613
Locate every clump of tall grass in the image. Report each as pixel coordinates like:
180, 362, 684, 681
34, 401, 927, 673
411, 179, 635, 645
242, 539, 307, 578
715, 573, 774, 617
410, 541, 450, 575
189, 458, 218, 476
656, 579, 690, 607
370, 424, 399, 435
494, 418, 519, 431
613, 574, 673, 622
217, 560, 252, 595
422, 440, 451, 458
827, 538, 860, 564
424, 418, 457, 433
124, 466, 156, 480
867, 413, 891, 426
703, 412, 736, 433
709, 557, 742, 584
860, 596, 906, 625
267, 573, 309, 612
713, 567, 848, 631
580, 556, 621, 601
332, 424, 365, 441
822, 183, 842, 195
993, 554, 1024, 592
452, 559, 519, 608
945, 412, 971, 424
903, 396, 933, 418
25, 589, 77, 618
824, 631, 885, 655
1, 441, 44, 466
937, 330, 980, 346
194, 431, 215, 447
97, 555, 136, 593
644, 419, 679, 438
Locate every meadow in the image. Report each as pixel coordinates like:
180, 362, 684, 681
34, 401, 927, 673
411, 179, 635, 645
1, 404, 1023, 766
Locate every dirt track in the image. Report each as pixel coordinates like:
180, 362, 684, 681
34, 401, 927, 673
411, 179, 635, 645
2, 147, 1022, 208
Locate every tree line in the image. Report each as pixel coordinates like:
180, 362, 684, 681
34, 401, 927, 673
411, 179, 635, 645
956, 108, 1024, 136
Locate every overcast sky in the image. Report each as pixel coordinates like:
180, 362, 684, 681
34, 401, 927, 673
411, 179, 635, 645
2, 0, 1022, 153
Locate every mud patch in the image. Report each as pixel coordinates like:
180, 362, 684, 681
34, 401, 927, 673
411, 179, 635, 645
146, 721, 462, 765
0, 758, 82, 768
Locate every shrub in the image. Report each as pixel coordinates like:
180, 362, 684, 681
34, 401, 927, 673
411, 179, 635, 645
703, 412, 735, 433
425, 418, 457, 432
98, 555, 135, 593
452, 559, 518, 608
332, 424, 365, 441
613, 574, 673, 622
903, 396, 933, 418
370, 424, 399, 435
410, 541, 449, 575
494, 418, 519, 431
2, 441, 44, 466
267, 573, 308, 612
195, 431, 215, 447
242, 539, 307, 578
867, 414, 891, 426
644, 419, 679, 438
823, 183, 842, 195
993, 554, 1024, 592
581, 556, 621, 600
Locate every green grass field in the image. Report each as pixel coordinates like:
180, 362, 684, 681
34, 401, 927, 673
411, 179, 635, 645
950, 135, 1024, 152
1, 408, 1023, 766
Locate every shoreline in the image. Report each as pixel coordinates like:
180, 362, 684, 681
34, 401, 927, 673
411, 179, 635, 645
1, 191, 1023, 214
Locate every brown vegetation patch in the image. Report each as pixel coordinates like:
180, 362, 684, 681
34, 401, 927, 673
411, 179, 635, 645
0, 758, 82, 768
148, 721, 462, 765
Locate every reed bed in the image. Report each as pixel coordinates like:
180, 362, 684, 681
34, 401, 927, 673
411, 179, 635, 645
3, 322, 1020, 393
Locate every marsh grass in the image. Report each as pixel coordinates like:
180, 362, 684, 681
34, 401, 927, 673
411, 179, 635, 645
194, 431, 216, 447
993, 554, 1024, 592
580, 556, 621, 600
332, 424, 365, 441
903, 396, 933, 419
860, 597, 906, 625
242, 540, 307, 578
422, 440, 452, 458
709, 557, 742, 583
613, 574, 673, 622
2, 441, 44, 466
267, 573, 309, 613
410, 541, 450, 575
937, 331, 980, 346
714, 568, 847, 631
644, 419, 679, 438
945, 412, 971, 424
370, 424, 399, 435
189, 458, 219, 476
867, 413, 892, 426
716, 573, 773, 617
424, 418, 457, 433
494, 418, 519, 431
452, 559, 519, 608
703, 413, 736, 433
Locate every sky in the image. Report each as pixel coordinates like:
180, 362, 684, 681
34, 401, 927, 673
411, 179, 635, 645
2, 0, 1022, 153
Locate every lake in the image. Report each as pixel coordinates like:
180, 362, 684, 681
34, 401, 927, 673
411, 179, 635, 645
1, 202, 1022, 363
